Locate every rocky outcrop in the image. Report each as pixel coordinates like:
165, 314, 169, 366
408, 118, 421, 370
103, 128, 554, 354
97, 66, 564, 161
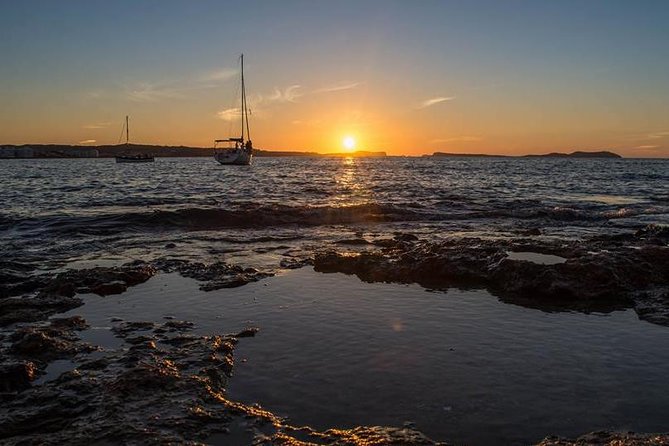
314, 231, 669, 325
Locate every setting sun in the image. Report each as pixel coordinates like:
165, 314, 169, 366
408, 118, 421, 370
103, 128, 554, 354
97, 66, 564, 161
342, 136, 356, 151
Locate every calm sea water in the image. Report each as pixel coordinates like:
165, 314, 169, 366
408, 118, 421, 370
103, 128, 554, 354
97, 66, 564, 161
1, 156, 668, 271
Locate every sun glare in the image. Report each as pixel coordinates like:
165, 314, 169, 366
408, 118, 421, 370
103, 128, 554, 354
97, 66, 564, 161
342, 136, 356, 151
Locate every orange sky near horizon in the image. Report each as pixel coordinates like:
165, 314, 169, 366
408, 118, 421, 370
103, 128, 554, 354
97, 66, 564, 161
1, 2, 668, 158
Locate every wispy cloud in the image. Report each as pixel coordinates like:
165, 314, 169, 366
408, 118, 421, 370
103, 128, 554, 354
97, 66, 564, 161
636, 145, 660, 149
127, 82, 185, 102
78, 139, 96, 144
313, 81, 361, 94
268, 85, 303, 103
82, 122, 111, 129
217, 84, 303, 120
418, 96, 455, 109
430, 136, 482, 144
84, 90, 104, 100
125, 66, 238, 102
292, 119, 322, 127
217, 107, 242, 122
199, 68, 238, 83
647, 131, 669, 140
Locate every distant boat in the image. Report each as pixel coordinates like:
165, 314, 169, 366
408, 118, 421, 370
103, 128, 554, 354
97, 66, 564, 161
214, 54, 253, 166
115, 115, 155, 163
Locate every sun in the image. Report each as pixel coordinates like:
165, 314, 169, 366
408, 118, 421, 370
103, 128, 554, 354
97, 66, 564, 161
342, 136, 356, 151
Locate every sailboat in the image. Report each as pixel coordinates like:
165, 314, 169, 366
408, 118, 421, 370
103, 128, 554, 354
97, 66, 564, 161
214, 54, 253, 165
115, 115, 154, 163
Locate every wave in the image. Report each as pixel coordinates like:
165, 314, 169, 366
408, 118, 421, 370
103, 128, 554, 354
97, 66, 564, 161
3, 201, 667, 238
1, 203, 429, 236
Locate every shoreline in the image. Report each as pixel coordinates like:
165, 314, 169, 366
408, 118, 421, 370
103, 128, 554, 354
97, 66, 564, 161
2, 225, 669, 444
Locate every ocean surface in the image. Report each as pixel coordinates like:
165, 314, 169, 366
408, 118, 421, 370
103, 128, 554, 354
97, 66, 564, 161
2, 156, 668, 271
3, 156, 669, 444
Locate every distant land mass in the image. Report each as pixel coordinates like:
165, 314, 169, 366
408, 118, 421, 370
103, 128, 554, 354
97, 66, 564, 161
0, 144, 386, 159
0, 144, 622, 159
430, 150, 622, 159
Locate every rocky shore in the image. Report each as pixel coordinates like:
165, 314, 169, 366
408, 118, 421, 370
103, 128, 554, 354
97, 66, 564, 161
1, 224, 668, 444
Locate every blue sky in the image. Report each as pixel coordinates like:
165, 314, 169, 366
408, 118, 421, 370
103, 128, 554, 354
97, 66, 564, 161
1, 0, 668, 155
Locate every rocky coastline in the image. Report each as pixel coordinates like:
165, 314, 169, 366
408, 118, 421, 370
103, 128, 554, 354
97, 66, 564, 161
1, 224, 668, 444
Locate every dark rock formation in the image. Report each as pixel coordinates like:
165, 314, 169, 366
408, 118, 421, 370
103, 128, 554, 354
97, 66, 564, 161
154, 259, 273, 290
314, 231, 669, 325
538, 431, 669, 445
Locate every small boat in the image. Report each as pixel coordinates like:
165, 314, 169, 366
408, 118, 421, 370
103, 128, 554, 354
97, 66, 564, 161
214, 54, 253, 166
115, 115, 155, 163
115, 154, 155, 163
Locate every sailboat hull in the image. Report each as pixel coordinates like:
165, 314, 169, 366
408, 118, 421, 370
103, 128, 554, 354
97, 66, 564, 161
214, 149, 252, 165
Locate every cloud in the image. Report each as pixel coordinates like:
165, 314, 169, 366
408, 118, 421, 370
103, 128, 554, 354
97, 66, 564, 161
635, 145, 660, 149
268, 85, 303, 103
217, 85, 302, 119
313, 82, 361, 94
199, 68, 238, 83
418, 96, 455, 109
127, 82, 185, 102
84, 90, 104, 100
217, 107, 242, 121
647, 131, 669, 140
292, 119, 322, 127
82, 122, 111, 129
78, 139, 96, 144
125, 65, 238, 102
430, 136, 482, 144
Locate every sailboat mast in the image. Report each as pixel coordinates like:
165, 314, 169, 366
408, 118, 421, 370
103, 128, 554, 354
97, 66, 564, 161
240, 55, 244, 141
240, 54, 250, 142
126, 115, 129, 145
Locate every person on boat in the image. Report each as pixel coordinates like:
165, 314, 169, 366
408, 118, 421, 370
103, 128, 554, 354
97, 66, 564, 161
245, 140, 253, 152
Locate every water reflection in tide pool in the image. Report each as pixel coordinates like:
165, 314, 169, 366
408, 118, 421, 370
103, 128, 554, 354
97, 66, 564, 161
64, 268, 669, 445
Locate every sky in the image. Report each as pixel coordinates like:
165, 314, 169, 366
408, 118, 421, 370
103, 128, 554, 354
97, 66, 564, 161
1, 0, 668, 157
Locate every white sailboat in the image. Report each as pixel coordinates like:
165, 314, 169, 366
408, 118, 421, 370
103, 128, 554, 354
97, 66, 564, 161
214, 54, 253, 166
115, 115, 154, 163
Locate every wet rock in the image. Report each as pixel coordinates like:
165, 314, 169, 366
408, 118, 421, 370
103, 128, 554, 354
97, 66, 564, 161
9, 326, 94, 361
335, 238, 371, 245
0, 361, 37, 392
235, 327, 260, 338
154, 259, 273, 290
164, 320, 195, 331
40, 263, 156, 297
635, 224, 669, 245
394, 232, 419, 242
314, 236, 669, 326
279, 257, 312, 269
110, 359, 181, 394
633, 288, 669, 326
78, 358, 110, 371
537, 430, 669, 445
520, 227, 542, 236
49, 316, 89, 331
112, 321, 155, 337
211, 336, 236, 354
0, 295, 83, 327
0, 315, 453, 445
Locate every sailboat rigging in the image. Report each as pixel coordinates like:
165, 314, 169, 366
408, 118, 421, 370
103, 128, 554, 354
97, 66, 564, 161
214, 54, 253, 166
115, 115, 154, 163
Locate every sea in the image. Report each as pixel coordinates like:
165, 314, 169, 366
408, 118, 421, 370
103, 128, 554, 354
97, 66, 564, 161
2, 156, 669, 444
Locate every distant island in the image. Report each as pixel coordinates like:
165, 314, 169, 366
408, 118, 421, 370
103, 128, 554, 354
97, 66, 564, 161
0, 144, 386, 159
0, 144, 620, 159
430, 150, 622, 159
